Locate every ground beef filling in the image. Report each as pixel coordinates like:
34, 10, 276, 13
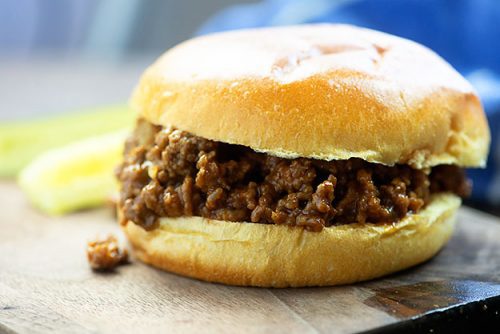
86, 235, 128, 271
117, 120, 471, 232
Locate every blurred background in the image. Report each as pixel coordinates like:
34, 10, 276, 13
0, 0, 258, 120
0, 0, 498, 210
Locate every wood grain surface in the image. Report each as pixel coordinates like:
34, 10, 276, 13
0, 181, 499, 334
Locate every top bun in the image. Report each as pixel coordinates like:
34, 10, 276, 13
131, 24, 490, 168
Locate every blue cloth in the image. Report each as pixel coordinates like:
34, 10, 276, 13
198, 0, 500, 207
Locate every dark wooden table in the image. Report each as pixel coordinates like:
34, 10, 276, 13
0, 181, 499, 333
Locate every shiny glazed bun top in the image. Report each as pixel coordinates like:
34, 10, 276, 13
131, 24, 490, 169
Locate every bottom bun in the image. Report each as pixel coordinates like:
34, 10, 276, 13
122, 193, 460, 287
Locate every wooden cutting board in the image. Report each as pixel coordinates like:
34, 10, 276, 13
0, 181, 499, 334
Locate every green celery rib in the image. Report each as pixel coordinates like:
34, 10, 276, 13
0, 105, 134, 177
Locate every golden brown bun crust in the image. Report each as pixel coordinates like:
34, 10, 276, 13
131, 24, 489, 168
122, 194, 460, 287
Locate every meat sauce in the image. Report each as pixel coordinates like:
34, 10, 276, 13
116, 119, 470, 232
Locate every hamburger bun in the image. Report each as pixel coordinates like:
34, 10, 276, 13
123, 194, 460, 287
131, 24, 489, 169
121, 24, 490, 287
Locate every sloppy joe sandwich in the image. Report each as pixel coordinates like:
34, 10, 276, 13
116, 24, 490, 287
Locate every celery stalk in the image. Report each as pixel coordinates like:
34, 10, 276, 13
18, 130, 128, 215
0, 105, 134, 177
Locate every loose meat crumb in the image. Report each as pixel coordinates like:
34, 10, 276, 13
116, 119, 471, 232
87, 235, 128, 271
